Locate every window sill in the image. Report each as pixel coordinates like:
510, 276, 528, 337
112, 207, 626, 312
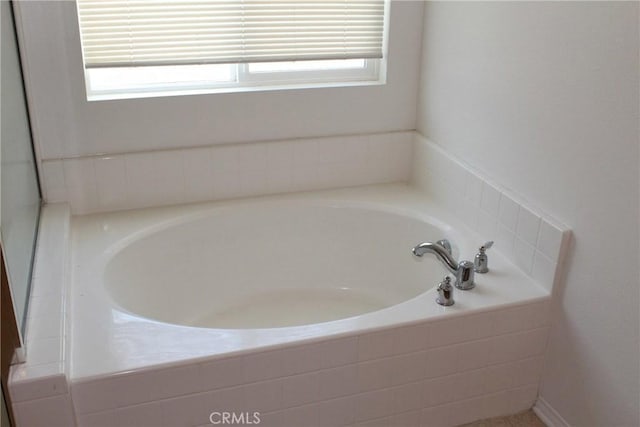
86, 78, 387, 102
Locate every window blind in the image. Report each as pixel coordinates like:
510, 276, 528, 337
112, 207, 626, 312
76, 0, 386, 68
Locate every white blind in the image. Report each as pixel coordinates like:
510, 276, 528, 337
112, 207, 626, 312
76, 0, 386, 68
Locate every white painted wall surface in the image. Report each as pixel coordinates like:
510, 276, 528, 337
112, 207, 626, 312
417, 2, 639, 426
14, 1, 423, 160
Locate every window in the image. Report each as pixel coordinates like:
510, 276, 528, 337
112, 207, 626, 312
75, 1, 388, 100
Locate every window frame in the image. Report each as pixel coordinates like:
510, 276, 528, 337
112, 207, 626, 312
84, 58, 384, 101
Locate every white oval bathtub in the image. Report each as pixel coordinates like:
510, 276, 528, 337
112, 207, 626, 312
104, 203, 460, 328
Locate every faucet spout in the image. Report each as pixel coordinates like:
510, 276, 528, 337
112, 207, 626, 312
412, 241, 476, 290
412, 242, 458, 273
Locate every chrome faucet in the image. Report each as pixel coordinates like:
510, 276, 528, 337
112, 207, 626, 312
412, 241, 475, 290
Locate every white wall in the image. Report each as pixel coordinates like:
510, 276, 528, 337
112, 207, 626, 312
14, 0, 423, 160
417, 2, 639, 426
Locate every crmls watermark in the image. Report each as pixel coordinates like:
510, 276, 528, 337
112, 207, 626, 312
209, 411, 261, 425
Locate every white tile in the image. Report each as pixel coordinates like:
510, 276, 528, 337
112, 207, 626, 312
480, 183, 501, 217
14, 394, 75, 427
255, 410, 283, 427
355, 389, 393, 422
94, 156, 128, 210
160, 393, 208, 427
455, 340, 490, 372
389, 409, 422, 427
508, 385, 538, 413
281, 344, 322, 376
63, 158, 98, 213
358, 329, 396, 361
41, 161, 67, 202
392, 323, 429, 355
513, 357, 545, 387
516, 206, 541, 247
486, 334, 520, 365
282, 372, 319, 408
9, 372, 67, 402
112, 371, 159, 407
514, 237, 535, 274
124, 151, 186, 209
531, 251, 557, 291
389, 132, 414, 182
115, 401, 163, 426
420, 404, 450, 426
461, 198, 480, 230
243, 351, 282, 383
447, 395, 485, 426
392, 381, 423, 413
464, 173, 483, 207
352, 415, 391, 427
316, 136, 354, 164
451, 369, 486, 400
428, 316, 481, 347
9, 362, 62, 386
318, 364, 358, 400
318, 395, 358, 427
520, 301, 552, 330
391, 352, 426, 386
536, 220, 564, 261
155, 364, 205, 399
244, 379, 283, 413
210, 145, 240, 199
482, 390, 511, 420
203, 386, 246, 413
318, 337, 358, 369
465, 311, 496, 340
236, 143, 268, 197
72, 379, 119, 414
266, 140, 295, 194
492, 305, 528, 336
366, 134, 396, 183
512, 328, 549, 360
422, 376, 456, 408
357, 358, 394, 392
495, 223, 516, 257
477, 210, 497, 241
182, 147, 214, 202
77, 410, 119, 427
423, 347, 457, 379
280, 403, 319, 427
483, 363, 516, 394
201, 356, 245, 390
498, 194, 519, 232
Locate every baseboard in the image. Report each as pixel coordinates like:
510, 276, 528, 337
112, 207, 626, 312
533, 397, 571, 427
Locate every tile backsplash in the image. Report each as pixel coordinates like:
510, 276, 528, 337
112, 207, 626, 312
411, 133, 571, 292
41, 131, 413, 215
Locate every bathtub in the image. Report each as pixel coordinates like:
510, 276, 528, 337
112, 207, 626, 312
14, 184, 554, 427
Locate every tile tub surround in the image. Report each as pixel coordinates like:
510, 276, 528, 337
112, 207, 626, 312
71, 300, 551, 427
9, 184, 564, 426
9, 204, 76, 427
411, 133, 571, 293
40, 131, 414, 215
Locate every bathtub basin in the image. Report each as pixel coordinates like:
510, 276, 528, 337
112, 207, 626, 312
104, 203, 459, 329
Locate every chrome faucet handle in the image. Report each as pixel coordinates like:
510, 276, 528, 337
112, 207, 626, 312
436, 276, 454, 306
436, 239, 452, 255
474, 241, 494, 273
